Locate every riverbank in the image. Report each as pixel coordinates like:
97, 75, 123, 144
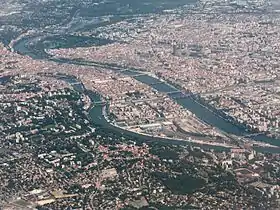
11, 34, 280, 153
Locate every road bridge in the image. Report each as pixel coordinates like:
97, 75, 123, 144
70, 82, 82, 85
132, 73, 149, 77
93, 101, 107, 106
166, 90, 183, 95
150, 81, 165, 85
243, 132, 266, 138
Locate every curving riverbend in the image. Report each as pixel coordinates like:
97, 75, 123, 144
12, 34, 280, 153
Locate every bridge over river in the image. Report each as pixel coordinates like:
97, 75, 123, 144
12, 34, 280, 153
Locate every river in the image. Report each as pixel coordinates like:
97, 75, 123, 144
12, 34, 280, 153
55, 73, 280, 154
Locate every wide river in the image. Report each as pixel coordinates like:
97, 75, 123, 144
12, 35, 280, 153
